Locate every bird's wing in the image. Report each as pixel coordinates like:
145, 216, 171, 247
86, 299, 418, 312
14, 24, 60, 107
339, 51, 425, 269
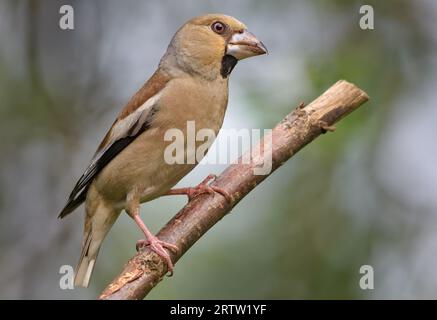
59, 72, 170, 218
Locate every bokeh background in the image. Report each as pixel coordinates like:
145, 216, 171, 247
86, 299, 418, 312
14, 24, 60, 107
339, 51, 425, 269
1, 0, 436, 299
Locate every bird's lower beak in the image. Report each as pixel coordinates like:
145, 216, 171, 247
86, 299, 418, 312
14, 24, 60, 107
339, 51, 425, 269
226, 30, 268, 60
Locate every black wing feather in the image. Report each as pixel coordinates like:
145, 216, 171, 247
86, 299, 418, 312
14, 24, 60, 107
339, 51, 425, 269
58, 106, 157, 219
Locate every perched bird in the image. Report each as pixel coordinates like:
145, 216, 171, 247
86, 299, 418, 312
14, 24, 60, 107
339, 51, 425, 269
59, 14, 267, 287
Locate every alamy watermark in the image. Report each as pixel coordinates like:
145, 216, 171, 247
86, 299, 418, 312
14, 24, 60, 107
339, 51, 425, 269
359, 264, 374, 290
59, 5, 74, 30
359, 5, 374, 30
59, 264, 74, 289
163, 121, 273, 175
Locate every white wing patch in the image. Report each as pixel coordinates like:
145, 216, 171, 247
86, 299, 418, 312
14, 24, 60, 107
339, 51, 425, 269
59, 77, 169, 219
91, 90, 163, 165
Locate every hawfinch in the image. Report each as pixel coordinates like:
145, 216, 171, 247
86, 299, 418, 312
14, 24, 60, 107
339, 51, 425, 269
59, 14, 267, 287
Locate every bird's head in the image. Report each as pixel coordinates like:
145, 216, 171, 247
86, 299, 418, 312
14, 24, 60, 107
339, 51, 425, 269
161, 14, 267, 80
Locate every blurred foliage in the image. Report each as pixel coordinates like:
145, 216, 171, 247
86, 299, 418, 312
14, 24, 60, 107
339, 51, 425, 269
231, 0, 434, 299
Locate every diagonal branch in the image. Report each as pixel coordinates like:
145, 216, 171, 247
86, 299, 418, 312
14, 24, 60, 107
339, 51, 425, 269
99, 80, 369, 300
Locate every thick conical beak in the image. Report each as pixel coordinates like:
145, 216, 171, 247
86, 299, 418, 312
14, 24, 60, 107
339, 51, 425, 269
226, 30, 268, 60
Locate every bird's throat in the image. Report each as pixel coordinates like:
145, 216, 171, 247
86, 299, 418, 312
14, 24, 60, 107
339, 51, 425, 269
220, 55, 238, 79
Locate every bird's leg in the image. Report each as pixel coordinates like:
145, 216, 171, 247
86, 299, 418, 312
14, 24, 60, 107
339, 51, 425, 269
133, 215, 178, 275
166, 174, 232, 203
126, 196, 178, 275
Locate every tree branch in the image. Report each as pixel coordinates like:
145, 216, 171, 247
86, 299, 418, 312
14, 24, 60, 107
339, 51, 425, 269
99, 80, 369, 300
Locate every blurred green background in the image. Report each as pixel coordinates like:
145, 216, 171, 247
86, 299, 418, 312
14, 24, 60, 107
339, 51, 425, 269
1, 0, 436, 299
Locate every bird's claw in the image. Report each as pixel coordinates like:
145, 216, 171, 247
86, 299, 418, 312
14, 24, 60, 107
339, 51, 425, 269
136, 238, 178, 276
188, 174, 233, 203
166, 174, 233, 203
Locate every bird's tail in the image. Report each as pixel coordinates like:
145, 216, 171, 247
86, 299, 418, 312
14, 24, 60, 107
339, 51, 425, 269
74, 230, 98, 288
74, 202, 119, 288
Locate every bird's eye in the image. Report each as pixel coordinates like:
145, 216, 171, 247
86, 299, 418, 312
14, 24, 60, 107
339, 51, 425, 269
211, 22, 226, 34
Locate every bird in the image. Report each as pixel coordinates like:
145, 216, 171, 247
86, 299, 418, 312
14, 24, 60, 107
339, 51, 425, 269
59, 13, 267, 288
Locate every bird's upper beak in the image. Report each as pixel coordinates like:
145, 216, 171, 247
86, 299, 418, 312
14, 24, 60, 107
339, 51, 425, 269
226, 30, 268, 60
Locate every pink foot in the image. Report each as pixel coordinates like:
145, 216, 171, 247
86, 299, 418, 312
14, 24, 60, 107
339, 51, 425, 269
167, 174, 233, 203
136, 237, 178, 276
